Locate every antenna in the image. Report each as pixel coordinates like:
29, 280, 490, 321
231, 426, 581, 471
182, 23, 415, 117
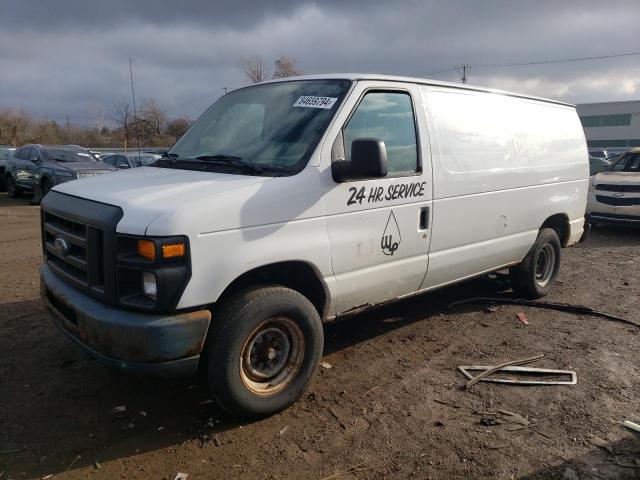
129, 57, 141, 156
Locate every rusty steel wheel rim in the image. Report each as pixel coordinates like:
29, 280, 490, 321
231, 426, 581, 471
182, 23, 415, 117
535, 243, 556, 288
239, 317, 305, 396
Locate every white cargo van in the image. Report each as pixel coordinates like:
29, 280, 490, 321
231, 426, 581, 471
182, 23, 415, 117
40, 74, 589, 417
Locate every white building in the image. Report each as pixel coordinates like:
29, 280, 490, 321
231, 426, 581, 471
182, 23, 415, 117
576, 100, 640, 149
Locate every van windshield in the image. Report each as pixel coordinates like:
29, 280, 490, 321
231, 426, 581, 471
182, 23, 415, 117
168, 79, 352, 175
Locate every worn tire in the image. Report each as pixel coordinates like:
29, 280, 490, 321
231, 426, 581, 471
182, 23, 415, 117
206, 285, 323, 419
510, 228, 561, 299
6, 175, 21, 198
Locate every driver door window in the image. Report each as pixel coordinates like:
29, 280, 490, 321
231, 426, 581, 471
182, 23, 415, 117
343, 91, 418, 175
115, 156, 130, 168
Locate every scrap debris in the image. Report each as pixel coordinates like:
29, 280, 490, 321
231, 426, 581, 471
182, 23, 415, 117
459, 354, 577, 387
459, 365, 577, 386
623, 420, 640, 434
461, 354, 543, 388
587, 434, 614, 454
516, 312, 529, 325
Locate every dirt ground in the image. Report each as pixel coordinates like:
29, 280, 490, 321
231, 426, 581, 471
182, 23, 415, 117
1, 191, 639, 480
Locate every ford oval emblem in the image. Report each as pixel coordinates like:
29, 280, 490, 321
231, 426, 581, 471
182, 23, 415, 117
54, 236, 70, 257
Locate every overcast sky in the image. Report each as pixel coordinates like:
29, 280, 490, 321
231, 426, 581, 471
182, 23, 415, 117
1, 0, 638, 126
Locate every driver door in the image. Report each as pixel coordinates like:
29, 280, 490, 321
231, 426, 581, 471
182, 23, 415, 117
322, 82, 433, 316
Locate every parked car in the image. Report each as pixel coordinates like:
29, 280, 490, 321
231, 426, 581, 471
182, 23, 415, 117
0, 145, 16, 191
588, 148, 614, 159
586, 148, 640, 226
589, 155, 610, 176
101, 152, 161, 169
5, 144, 116, 201
39, 74, 588, 418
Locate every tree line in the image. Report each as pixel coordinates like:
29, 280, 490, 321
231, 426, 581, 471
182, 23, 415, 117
0, 100, 191, 150
0, 55, 303, 149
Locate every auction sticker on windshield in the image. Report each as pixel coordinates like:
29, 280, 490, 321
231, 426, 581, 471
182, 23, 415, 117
293, 96, 338, 109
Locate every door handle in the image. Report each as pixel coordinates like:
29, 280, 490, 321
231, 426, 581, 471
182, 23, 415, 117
419, 207, 429, 230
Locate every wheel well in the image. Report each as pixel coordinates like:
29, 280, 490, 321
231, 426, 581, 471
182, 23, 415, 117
217, 261, 328, 319
541, 214, 570, 247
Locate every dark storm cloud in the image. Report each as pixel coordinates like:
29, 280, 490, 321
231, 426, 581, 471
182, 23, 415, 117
0, 0, 638, 125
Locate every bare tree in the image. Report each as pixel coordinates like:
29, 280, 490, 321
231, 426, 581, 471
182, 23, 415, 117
142, 98, 166, 137
90, 103, 107, 135
166, 117, 191, 141
112, 97, 131, 150
272, 56, 303, 79
241, 55, 268, 83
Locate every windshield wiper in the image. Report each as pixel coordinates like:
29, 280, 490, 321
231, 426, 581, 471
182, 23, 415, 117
195, 154, 263, 174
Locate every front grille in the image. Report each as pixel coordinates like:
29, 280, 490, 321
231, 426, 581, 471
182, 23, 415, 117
596, 184, 640, 193
43, 211, 105, 291
41, 191, 122, 304
595, 195, 640, 206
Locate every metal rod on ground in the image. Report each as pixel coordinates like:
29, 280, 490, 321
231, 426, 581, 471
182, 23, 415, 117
448, 297, 639, 328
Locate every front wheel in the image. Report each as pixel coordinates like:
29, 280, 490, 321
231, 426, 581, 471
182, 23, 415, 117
42, 177, 53, 197
6, 176, 21, 198
206, 285, 323, 419
510, 228, 561, 299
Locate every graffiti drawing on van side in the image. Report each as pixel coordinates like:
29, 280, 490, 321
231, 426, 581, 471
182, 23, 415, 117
381, 210, 401, 256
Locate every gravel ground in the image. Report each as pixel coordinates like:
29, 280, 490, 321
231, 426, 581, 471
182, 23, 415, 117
1, 192, 639, 480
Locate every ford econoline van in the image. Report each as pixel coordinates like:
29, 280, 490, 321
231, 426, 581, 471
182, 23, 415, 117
40, 74, 589, 417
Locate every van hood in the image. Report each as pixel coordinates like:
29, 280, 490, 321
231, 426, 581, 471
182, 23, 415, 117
51, 166, 273, 235
592, 171, 640, 186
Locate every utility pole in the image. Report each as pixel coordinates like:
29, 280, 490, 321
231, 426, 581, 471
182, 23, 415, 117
129, 57, 141, 155
458, 64, 468, 84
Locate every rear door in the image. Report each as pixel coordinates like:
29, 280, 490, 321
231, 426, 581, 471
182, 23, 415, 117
322, 82, 433, 315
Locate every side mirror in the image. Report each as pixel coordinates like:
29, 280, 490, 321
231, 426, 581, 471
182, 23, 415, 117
333, 138, 388, 182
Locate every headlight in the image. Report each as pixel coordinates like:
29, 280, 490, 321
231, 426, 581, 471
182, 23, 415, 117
116, 235, 191, 312
142, 272, 157, 300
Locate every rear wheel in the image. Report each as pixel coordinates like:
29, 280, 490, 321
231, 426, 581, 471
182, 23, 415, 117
206, 285, 323, 418
6, 175, 21, 198
510, 228, 561, 299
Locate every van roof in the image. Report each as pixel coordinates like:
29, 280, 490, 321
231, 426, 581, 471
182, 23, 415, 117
255, 73, 575, 108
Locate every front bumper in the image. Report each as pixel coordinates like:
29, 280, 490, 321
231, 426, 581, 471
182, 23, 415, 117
586, 191, 640, 225
586, 212, 640, 225
40, 263, 211, 377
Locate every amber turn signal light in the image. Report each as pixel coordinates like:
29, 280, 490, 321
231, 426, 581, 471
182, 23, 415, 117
137, 240, 156, 260
162, 242, 185, 258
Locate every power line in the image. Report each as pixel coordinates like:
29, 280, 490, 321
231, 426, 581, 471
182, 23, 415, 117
422, 51, 640, 79
468, 51, 640, 69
